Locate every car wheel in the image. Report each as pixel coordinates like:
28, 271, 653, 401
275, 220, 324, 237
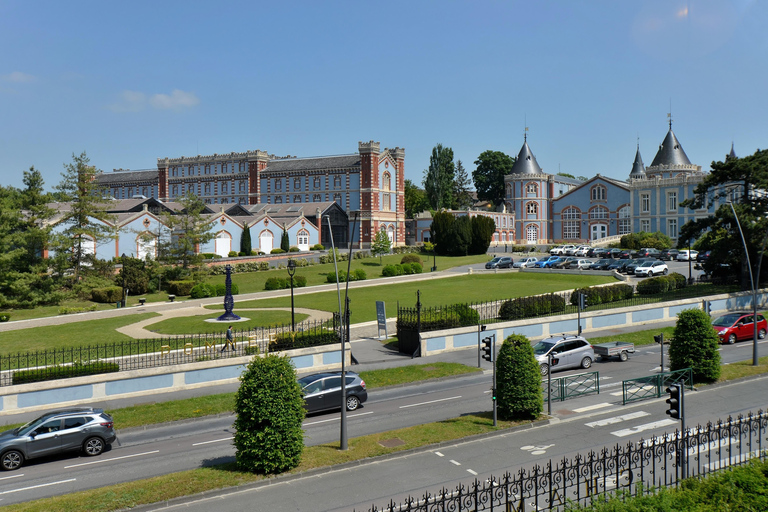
620, 351, 628, 362
345, 395, 360, 411
663, 268, 668, 275
760, 329, 766, 339
539, 363, 549, 376
727, 334, 737, 345
647, 271, 654, 277
83, 437, 105, 456
580, 357, 592, 369
1, 450, 23, 471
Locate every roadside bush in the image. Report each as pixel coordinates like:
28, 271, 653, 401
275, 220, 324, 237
311, 244, 324, 251
200, 253, 221, 259
294, 275, 307, 287
270, 248, 285, 254
400, 254, 423, 266
168, 280, 195, 296
569, 284, 633, 306
498, 294, 566, 320
13, 361, 120, 385
669, 272, 687, 289
419, 303, 479, 330
190, 283, 217, 299
669, 308, 721, 383
326, 270, 359, 283
352, 269, 367, 281
259, 261, 270, 271
59, 305, 97, 315
264, 277, 289, 290
496, 334, 543, 420
91, 286, 124, 303
401, 263, 416, 275
637, 276, 671, 295
289, 246, 300, 252
0, 314, 10, 322
214, 283, 240, 296
233, 354, 305, 474
228, 251, 238, 257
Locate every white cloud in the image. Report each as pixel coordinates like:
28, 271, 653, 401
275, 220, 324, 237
149, 89, 200, 110
2, 71, 36, 83
107, 90, 147, 112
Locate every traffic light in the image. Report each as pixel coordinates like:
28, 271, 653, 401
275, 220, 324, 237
491, 387, 496, 401
666, 383, 682, 420
579, 293, 589, 311
654, 334, 664, 344
703, 300, 711, 316
481, 336, 494, 362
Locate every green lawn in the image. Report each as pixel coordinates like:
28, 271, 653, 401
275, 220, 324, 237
147, 311, 310, 335
208, 272, 617, 324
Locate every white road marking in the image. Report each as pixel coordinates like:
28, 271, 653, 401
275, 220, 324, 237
572, 403, 612, 413
193, 437, 233, 446
303, 411, 373, 426
434, 451, 444, 457
585, 411, 650, 428
450, 460, 461, 466
611, 419, 678, 437
64, 450, 160, 468
467, 469, 478, 475
400, 396, 462, 409
0, 474, 23, 482
0, 478, 76, 495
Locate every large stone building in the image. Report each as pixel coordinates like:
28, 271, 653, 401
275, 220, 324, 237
97, 141, 406, 249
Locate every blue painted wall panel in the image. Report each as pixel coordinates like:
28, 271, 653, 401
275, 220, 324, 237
322, 351, 342, 365
592, 313, 628, 328
453, 333, 476, 348
105, 375, 173, 395
185, 366, 244, 385
18, 385, 94, 408
426, 337, 446, 352
291, 354, 314, 369
503, 324, 543, 339
632, 308, 664, 323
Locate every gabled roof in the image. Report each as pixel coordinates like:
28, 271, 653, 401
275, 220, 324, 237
650, 128, 691, 167
225, 201, 341, 219
96, 169, 157, 184
629, 147, 646, 177
553, 174, 630, 202
510, 138, 543, 175
264, 154, 360, 173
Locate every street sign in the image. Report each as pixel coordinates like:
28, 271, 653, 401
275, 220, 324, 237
376, 301, 387, 340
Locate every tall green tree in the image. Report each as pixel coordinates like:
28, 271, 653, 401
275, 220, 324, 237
371, 229, 391, 264
429, 210, 456, 256
280, 227, 290, 252
452, 215, 472, 256
453, 160, 474, 210
233, 354, 305, 474
472, 150, 515, 207
240, 222, 252, 255
53, 152, 117, 281
470, 215, 496, 255
404, 179, 429, 218
160, 191, 213, 271
680, 149, 768, 290
496, 334, 543, 420
669, 308, 721, 383
423, 144, 455, 210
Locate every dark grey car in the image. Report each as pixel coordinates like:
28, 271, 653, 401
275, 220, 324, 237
298, 371, 368, 413
0, 408, 116, 470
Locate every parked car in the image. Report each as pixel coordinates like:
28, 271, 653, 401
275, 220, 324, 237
676, 250, 698, 261
632, 248, 661, 259
533, 256, 560, 268
711, 312, 768, 344
533, 335, 595, 376
624, 258, 652, 274
486, 256, 514, 269
550, 245, 576, 256
659, 248, 679, 261
617, 249, 633, 259
572, 259, 593, 270
553, 256, 578, 269
697, 250, 712, 263
616, 258, 639, 273
298, 371, 368, 413
589, 258, 612, 270
574, 246, 591, 257
606, 260, 624, 272
590, 248, 608, 258
513, 257, 538, 268
633, 260, 669, 277
0, 408, 116, 471
607, 248, 624, 259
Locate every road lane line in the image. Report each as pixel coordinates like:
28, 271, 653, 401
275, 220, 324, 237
400, 396, 462, 409
193, 437, 234, 446
434, 452, 444, 457
64, 450, 160, 468
585, 411, 650, 428
467, 469, 478, 475
450, 460, 461, 466
303, 411, 373, 426
0, 474, 23, 482
611, 419, 678, 437
572, 403, 612, 413
0, 478, 76, 495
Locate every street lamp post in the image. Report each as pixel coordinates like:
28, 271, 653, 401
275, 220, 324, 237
688, 239, 693, 284
287, 259, 296, 331
727, 202, 759, 366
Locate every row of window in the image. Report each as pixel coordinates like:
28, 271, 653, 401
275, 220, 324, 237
562, 219, 632, 240
272, 193, 343, 204
171, 182, 247, 197
170, 163, 247, 177
113, 186, 153, 199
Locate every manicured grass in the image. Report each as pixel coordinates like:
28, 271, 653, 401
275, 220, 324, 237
588, 326, 676, 347
146, 311, 310, 335
215, 272, 617, 324
0, 313, 160, 353
1, 412, 527, 512
360, 361, 481, 387
718, 355, 768, 381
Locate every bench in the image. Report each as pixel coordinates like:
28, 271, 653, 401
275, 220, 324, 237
138, 298, 146, 305
168, 295, 176, 302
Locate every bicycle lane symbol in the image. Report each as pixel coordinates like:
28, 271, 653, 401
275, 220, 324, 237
520, 444, 555, 456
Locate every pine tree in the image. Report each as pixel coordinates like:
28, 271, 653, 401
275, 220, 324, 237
281, 228, 290, 252
159, 191, 214, 271
453, 160, 473, 210
240, 222, 251, 255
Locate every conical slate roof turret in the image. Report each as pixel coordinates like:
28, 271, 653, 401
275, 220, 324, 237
728, 142, 737, 160
629, 146, 646, 178
510, 136, 543, 175
650, 126, 691, 167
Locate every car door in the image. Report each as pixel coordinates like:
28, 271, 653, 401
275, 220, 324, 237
59, 416, 89, 451
302, 379, 326, 413
26, 419, 63, 458
737, 316, 753, 341
321, 376, 343, 411
549, 343, 569, 370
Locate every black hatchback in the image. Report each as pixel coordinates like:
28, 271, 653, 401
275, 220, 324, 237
298, 371, 368, 413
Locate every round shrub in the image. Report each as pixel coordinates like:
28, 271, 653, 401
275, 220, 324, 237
270, 248, 285, 254
497, 334, 543, 420
214, 283, 239, 296
669, 272, 687, 289
91, 286, 124, 303
311, 244, 324, 251
190, 283, 217, 299
411, 262, 423, 274
455, 303, 479, 326
400, 254, 423, 266
382, 265, 398, 277
637, 276, 671, 295
0, 314, 11, 322
288, 246, 300, 252
228, 251, 238, 257
353, 269, 367, 281
265, 277, 288, 290
168, 280, 195, 296
669, 308, 721, 383
294, 275, 307, 287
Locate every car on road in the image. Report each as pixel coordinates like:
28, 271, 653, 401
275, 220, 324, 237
659, 248, 679, 261
711, 312, 768, 344
676, 250, 698, 261
633, 260, 669, 277
533, 335, 595, 376
513, 257, 538, 268
485, 256, 514, 269
588, 258, 612, 270
298, 371, 368, 413
0, 408, 116, 471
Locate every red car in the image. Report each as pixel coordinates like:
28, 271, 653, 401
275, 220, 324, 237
711, 312, 767, 344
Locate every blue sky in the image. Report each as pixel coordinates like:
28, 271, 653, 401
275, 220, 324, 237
2, 1, 766, 191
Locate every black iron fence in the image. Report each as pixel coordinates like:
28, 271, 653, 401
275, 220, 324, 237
0, 319, 340, 387
362, 410, 768, 512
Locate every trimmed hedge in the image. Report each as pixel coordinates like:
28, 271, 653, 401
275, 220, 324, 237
59, 305, 97, 315
190, 283, 217, 299
418, 303, 480, 331
383, 263, 420, 277
214, 283, 240, 296
168, 280, 195, 296
91, 286, 123, 303
265, 277, 305, 290
270, 329, 340, 351
637, 275, 678, 295
569, 284, 634, 306
311, 244, 325, 251
228, 251, 238, 257
288, 246, 300, 252
498, 294, 567, 320
270, 248, 285, 254
13, 361, 120, 385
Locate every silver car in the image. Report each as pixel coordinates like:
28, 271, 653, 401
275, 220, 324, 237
0, 408, 116, 470
513, 257, 538, 268
533, 335, 595, 376
298, 371, 368, 413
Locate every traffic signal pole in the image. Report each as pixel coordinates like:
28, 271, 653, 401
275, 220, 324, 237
666, 381, 686, 479
481, 334, 497, 426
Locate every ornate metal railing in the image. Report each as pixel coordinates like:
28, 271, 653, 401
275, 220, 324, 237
361, 410, 768, 512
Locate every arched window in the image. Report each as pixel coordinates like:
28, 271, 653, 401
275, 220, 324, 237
293, 195, 302, 203
506, 183, 512, 198
383, 172, 391, 191
333, 176, 342, 189
590, 206, 609, 219
618, 205, 631, 235
526, 202, 538, 216
296, 229, 309, 251
591, 185, 606, 201
526, 183, 538, 195
562, 207, 580, 240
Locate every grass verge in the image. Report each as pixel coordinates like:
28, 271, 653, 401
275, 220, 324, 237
145, 311, 310, 335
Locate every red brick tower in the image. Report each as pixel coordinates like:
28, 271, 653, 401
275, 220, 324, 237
358, 141, 380, 247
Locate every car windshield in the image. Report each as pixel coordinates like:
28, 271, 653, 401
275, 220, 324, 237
17, 414, 51, 436
712, 314, 742, 327
638, 261, 653, 267
489, 258, 500, 263
533, 341, 554, 355
596, 259, 610, 264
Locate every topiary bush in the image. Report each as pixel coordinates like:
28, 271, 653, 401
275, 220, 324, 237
498, 294, 566, 320
0, 314, 10, 322
233, 354, 305, 474
91, 286, 124, 303
400, 254, 423, 266
264, 277, 289, 290
270, 248, 286, 254
496, 334, 543, 420
289, 246, 300, 252
228, 251, 238, 257
214, 283, 240, 296
669, 272, 687, 289
294, 275, 307, 287
637, 276, 671, 295
190, 283, 217, 299
669, 308, 721, 383
311, 244, 324, 251
168, 280, 195, 296
353, 269, 367, 281
569, 284, 633, 307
